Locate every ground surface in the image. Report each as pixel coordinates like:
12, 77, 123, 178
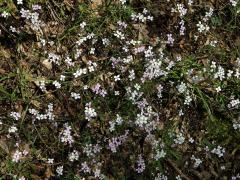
0, 0, 240, 179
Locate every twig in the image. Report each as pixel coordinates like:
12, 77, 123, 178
189, 169, 202, 179
195, 55, 208, 60
166, 159, 190, 180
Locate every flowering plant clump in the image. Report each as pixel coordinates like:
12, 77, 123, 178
0, 0, 240, 179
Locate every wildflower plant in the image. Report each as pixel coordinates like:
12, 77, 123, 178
0, 0, 240, 179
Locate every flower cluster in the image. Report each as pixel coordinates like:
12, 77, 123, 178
135, 155, 145, 173
191, 155, 202, 168
68, 150, 80, 162
10, 112, 21, 121
29, 103, 55, 121
84, 103, 97, 121
60, 123, 74, 145
211, 145, 225, 158
1, 0, 239, 179
131, 8, 153, 22
108, 130, 129, 153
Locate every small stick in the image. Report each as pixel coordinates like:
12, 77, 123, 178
166, 159, 190, 180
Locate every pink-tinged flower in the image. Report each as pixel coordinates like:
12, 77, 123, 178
135, 155, 145, 173
108, 130, 129, 153
91, 83, 101, 94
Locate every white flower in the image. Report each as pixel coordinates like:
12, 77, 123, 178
48, 53, 61, 65
102, 38, 110, 46
171, 3, 187, 17
56, 166, 63, 176
60, 124, 74, 145
71, 92, 81, 100
214, 66, 225, 81
191, 155, 202, 168
17, 0, 23, 5
120, 0, 126, 4
109, 121, 116, 132
10, 112, 21, 121
216, 86, 221, 92
131, 10, 153, 23
210, 61, 217, 71
94, 168, 101, 178
81, 161, 91, 173
60, 75, 66, 81
74, 68, 87, 78
179, 20, 185, 35
116, 114, 123, 125
184, 94, 192, 105
117, 21, 127, 28
155, 173, 168, 180
75, 49, 82, 59
189, 137, 194, 143
12, 150, 22, 163
157, 84, 163, 98
204, 7, 214, 22
228, 98, 240, 109
188, 0, 193, 6
211, 146, 225, 157
177, 82, 187, 94
65, 56, 74, 67
69, 150, 79, 162
167, 34, 174, 46
210, 40, 217, 47
85, 103, 97, 121
179, 109, 184, 116
197, 21, 210, 33
233, 121, 240, 130
114, 30, 125, 40
83, 85, 88, 90
174, 132, 185, 145
230, 0, 238, 6
227, 70, 233, 78
9, 126, 18, 133
38, 80, 46, 92
123, 55, 133, 63
32, 4, 42, 10
176, 175, 182, 180
10, 26, 17, 33
53, 81, 61, 89
154, 149, 166, 160
22, 150, 28, 156
80, 21, 86, 29
128, 69, 135, 81
177, 3, 187, 17
114, 75, 121, 81
18, 176, 25, 180
47, 158, 54, 164
90, 48, 95, 54
135, 114, 148, 127
235, 69, 240, 78
1, 11, 10, 18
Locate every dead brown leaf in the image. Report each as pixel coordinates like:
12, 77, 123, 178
31, 100, 41, 108
0, 46, 11, 58
45, 167, 54, 179
42, 59, 52, 70
133, 23, 149, 41
0, 137, 9, 154
0, 68, 6, 74
82, 56, 88, 64
91, 0, 102, 10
